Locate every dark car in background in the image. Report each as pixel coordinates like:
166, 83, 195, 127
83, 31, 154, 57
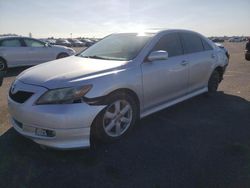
55, 39, 72, 47
80, 38, 95, 47
39, 39, 56, 45
68, 39, 85, 47
211, 37, 224, 43
46, 39, 56, 45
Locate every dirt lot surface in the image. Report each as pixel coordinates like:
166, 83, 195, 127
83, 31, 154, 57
0, 43, 250, 188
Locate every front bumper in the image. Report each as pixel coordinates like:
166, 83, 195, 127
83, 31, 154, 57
11, 117, 91, 149
8, 80, 105, 149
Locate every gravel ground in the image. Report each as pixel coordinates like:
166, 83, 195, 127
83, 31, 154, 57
0, 43, 250, 188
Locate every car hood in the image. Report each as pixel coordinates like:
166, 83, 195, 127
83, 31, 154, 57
17, 56, 127, 89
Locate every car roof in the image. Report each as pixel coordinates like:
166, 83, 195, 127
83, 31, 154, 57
0, 36, 20, 40
116, 29, 203, 36
0, 36, 38, 40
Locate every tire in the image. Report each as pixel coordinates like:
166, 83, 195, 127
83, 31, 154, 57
56, 53, 69, 59
0, 58, 7, 71
245, 52, 250, 61
91, 92, 138, 143
207, 70, 220, 95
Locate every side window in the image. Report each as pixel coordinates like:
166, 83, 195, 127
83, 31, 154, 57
201, 38, 213, 51
24, 39, 44, 47
181, 32, 204, 54
152, 33, 183, 57
0, 39, 22, 47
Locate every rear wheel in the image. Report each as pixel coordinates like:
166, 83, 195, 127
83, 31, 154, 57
91, 93, 138, 143
245, 51, 250, 61
56, 53, 69, 59
207, 70, 220, 94
0, 58, 7, 71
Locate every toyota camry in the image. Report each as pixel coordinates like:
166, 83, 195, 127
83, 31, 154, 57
8, 29, 228, 149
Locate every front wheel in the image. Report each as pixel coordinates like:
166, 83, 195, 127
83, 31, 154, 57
56, 53, 69, 59
0, 58, 7, 71
207, 70, 220, 95
91, 93, 138, 143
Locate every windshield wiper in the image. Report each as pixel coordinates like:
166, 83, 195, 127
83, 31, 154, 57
80, 55, 106, 60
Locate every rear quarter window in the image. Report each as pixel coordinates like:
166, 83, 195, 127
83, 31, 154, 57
201, 38, 213, 51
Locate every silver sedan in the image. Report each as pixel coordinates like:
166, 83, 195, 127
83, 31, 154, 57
8, 29, 228, 149
0, 36, 75, 71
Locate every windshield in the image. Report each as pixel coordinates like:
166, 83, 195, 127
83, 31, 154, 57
78, 33, 152, 61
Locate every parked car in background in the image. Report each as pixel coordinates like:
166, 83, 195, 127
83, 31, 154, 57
0, 36, 75, 70
39, 39, 56, 45
80, 38, 95, 47
246, 51, 250, 61
246, 38, 250, 61
46, 39, 56, 45
68, 39, 85, 47
55, 39, 72, 47
8, 29, 228, 149
228, 37, 244, 42
211, 37, 224, 43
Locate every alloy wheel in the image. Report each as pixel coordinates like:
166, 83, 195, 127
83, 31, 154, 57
103, 100, 133, 137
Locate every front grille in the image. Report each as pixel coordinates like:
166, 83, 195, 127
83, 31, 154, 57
9, 90, 34, 103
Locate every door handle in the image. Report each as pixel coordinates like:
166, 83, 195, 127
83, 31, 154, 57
181, 60, 188, 66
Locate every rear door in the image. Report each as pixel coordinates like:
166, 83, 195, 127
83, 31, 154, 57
180, 32, 215, 93
141, 33, 189, 110
0, 38, 27, 67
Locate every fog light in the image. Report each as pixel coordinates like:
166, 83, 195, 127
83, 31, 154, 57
46, 130, 56, 137
35, 128, 55, 137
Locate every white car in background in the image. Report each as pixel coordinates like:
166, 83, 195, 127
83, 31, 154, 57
0, 36, 75, 71
228, 37, 243, 42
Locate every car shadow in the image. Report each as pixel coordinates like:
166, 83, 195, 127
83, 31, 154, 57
0, 92, 250, 188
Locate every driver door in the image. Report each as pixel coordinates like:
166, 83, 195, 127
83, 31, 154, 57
141, 33, 189, 111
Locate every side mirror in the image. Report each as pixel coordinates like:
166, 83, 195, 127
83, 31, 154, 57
147, 50, 168, 62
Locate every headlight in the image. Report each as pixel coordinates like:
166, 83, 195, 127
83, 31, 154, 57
36, 85, 92, 105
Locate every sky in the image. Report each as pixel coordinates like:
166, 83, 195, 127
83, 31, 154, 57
0, 0, 250, 38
